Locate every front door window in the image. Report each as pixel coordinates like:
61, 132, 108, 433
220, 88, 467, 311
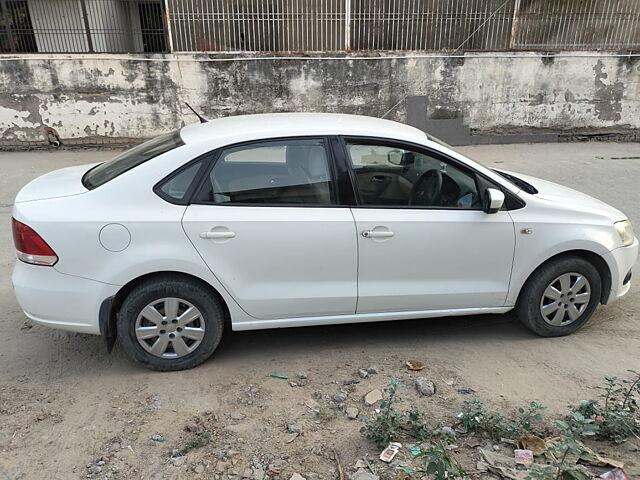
346, 142, 481, 209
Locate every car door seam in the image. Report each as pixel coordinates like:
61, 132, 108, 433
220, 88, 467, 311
504, 209, 518, 307
348, 207, 360, 314
179, 205, 258, 320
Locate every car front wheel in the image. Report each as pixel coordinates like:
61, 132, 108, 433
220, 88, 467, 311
516, 256, 602, 337
117, 276, 224, 371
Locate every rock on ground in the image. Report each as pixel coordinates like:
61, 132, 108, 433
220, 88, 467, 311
333, 392, 348, 403
415, 377, 436, 396
287, 423, 302, 434
352, 470, 380, 480
364, 389, 383, 405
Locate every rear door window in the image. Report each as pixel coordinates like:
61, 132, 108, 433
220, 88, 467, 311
83, 130, 184, 189
195, 138, 335, 205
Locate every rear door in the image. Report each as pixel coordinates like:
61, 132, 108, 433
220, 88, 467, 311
181, 137, 358, 320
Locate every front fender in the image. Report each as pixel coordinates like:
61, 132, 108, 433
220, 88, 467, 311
506, 238, 611, 306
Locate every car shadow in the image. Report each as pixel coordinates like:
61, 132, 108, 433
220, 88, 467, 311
15, 311, 541, 377
210, 311, 535, 365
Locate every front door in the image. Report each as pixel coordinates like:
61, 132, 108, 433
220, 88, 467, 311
182, 138, 357, 320
342, 139, 515, 314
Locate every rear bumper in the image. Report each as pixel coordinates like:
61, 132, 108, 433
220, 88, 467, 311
12, 261, 119, 335
603, 237, 639, 303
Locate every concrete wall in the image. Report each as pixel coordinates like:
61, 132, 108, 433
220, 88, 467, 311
0, 51, 639, 147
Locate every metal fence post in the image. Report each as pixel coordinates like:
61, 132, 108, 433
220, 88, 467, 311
344, 0, 351, 51
163, 0, 174, 53
79, 0, 94, 52
509, 0, 521, 49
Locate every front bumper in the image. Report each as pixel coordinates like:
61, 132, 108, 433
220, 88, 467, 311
603, 237, 639, 303
12, 261, 120, 335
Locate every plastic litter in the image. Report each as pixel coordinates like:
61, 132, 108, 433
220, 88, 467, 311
599, 468, 631, 480
270, 373, 289, 379
408, 446, 422, 456
379, 442, 402, 463
514, 449, 533, 467
395, 466, 416, 474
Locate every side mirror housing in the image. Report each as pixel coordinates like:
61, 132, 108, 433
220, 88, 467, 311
484, 188, 505, 214
387, 149, 404, 165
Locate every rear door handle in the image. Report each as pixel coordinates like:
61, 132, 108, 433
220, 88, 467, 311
362, 230, 394, 238
200, 231, 236, 239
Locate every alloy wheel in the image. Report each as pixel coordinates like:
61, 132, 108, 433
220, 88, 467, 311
135, 297, 205, 358
539, 272, 591, 326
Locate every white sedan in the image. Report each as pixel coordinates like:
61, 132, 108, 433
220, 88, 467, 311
12, 113, 638, 371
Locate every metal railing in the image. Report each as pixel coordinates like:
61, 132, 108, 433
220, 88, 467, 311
1, 0, 639, 54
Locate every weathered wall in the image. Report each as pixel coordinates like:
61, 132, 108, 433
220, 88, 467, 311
0, 52, 639, 147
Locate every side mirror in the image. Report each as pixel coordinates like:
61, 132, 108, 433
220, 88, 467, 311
387, 149, 404, 166
484, 188, 505, 214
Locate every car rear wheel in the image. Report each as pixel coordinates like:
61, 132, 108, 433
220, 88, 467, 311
516, 256, 601, 337
117, 276, 224, 371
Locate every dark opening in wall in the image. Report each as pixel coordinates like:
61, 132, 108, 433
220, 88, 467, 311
138, 1, 167, 53
0, 0, 37, 53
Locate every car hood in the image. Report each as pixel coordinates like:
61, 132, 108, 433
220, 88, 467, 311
14, 163, 97, 203
499, 170, 627, 222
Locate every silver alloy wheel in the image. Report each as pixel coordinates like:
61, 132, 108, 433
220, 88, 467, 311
539, 272, 591, 326
135, 297, 205, 358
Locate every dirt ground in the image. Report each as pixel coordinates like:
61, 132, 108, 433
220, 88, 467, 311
1, 142, 639, 480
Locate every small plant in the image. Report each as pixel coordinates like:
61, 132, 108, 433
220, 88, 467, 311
417, 443, 466, 480
572, 399, 599, 419
526, 436, 591, 480
514, 401, 546, 434
179, 429, 212, 455
360, 378, 405, 447
460, 399, 545, 440
555, 411, 599, 438
563, 370, 640, 443
405, 408, 432, 440
598, 371, 639, 443
459, 399, 487, 431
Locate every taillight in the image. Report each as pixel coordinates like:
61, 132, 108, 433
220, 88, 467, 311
12, 218, 58, 266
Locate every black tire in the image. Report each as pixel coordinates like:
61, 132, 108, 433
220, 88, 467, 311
117, 276, 224, 371
516, 255, 601, 337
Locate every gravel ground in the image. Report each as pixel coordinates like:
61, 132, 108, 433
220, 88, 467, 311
0, 142, 639, 479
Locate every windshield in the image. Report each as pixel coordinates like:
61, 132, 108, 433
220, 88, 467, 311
492, 169, 538, 194
83, 130, 184, 189
427, 134, 538, 194
427, 134, 455, 149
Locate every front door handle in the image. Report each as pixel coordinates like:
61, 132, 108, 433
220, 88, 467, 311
362, 230, 394, 239
200, 231, 236, 239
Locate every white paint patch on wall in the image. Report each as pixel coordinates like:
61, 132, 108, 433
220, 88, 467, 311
0, 106, 39, 141
41, 97, 175, 139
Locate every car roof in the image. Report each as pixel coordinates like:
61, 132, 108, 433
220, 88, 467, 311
179, 112, 429, 147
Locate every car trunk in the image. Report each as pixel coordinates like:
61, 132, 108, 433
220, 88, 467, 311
14, 163, 97, 203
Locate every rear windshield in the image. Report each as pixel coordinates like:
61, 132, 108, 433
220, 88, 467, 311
82, 130, 184, 189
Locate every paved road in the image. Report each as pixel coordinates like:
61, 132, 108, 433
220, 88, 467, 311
0, 143, 639, 476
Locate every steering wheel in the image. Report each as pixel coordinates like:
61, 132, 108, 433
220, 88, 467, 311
409, 169, 443, 206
